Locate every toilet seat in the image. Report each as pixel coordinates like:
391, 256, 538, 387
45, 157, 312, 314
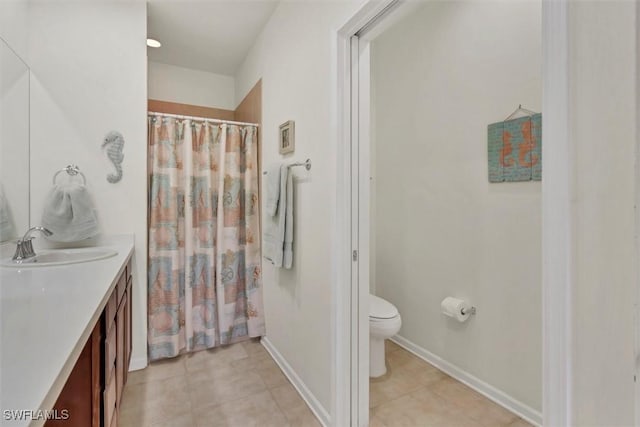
369, 294, 398, 319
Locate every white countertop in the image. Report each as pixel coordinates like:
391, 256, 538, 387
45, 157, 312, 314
0, 235, 135, 427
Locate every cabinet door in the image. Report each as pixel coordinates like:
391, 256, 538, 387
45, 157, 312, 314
116, 271, 127, 306
45, 320, 101, 427
90, 323, 102, 427
103, 369, 117, 427
116, 294, 126, 408
124, 282, 132, 384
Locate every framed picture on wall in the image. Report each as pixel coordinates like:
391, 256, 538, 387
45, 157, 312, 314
279, 120, 295, 154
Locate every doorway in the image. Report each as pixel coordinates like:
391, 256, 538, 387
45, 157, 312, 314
335, 1, 557, 426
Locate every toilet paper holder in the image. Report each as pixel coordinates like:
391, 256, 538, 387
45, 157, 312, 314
461, 306, 477, 316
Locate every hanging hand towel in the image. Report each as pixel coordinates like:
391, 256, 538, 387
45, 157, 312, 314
283, 166, 294, 269
263, 164, 295, 269
41, 182, 99, 242
263, 164, 288, 267
265, 163, 281, 217
0, 185, 16, 241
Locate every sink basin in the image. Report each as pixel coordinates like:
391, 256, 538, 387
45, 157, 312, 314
0, 248, 118, 268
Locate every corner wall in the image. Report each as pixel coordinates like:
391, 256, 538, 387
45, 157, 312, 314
234, 0, 362, 417
148, 61, 235, 110
28, 2, 148, 369
0, 0, 28, 61
371, 0, 542, 414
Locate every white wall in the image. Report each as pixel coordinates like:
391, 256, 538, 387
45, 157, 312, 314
28, 2, 148, 368
0, 39, 29, 241
148, 61, 235, 110
0, 0, 29, 61
0, 0, 30, 242
371, 0, 542, 413
234, 0, 362, 418
566, 1, 637, 424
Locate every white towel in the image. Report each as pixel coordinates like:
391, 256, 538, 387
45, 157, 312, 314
41, 182, 99, 242
263, 163, 296, 269
283, 168, 294, 269
263, 164, 288, 267
265, 163, 281, 217
0, 185, 16, 241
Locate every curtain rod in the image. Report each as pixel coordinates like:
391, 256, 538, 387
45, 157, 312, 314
148, 111, 259, 127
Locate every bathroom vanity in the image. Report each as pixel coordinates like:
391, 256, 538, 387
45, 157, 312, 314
0, 235, 135, 427
44, 256, 132, 427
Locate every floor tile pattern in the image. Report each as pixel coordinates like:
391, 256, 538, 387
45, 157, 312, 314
119, 339, 320, 427
369, 341, 534, 427
120, 338, 534, 426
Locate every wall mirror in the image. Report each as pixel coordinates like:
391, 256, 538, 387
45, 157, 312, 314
0, 36, 30, 243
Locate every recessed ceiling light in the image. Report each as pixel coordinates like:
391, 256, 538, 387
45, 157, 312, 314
147, 38, 161, 48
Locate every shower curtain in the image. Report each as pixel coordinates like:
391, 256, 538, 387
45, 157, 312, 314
147, 116, 265, 361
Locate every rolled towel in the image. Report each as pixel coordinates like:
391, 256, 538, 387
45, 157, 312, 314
41, 182, 99, 242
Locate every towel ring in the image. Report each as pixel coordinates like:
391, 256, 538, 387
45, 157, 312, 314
53, 165, 87, 185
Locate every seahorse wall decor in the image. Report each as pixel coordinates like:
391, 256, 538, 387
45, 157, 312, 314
102, 131, 125, 183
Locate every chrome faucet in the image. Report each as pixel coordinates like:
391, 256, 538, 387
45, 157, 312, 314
12, 226, 53, 262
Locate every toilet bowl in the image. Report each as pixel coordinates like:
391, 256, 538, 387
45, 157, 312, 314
369, 294, 402, 378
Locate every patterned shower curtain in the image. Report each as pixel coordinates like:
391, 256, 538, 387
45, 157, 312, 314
147, 117, 265, 361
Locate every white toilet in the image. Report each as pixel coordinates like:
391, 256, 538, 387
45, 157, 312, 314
369, 294, 402, 378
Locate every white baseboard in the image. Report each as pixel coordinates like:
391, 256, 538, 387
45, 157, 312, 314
261, 337, 331, 427
391, 335, 542, 426
128, 356, 148, 372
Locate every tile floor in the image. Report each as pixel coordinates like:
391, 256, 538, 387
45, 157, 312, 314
120, 338, 534, 427
369, 340, 534, 427
119, 339, 320, 427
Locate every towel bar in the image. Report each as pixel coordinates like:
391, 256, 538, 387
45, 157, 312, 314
289, 159, 312, 171
262, 159, 312, 175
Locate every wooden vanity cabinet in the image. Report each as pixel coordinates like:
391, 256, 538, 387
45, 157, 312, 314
43, 320, 101, 427
45, 258, 133, 427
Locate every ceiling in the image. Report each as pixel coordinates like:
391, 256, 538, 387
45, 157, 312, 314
147, 1, 279, 76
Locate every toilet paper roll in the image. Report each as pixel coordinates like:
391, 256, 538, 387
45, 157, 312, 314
441, 297, 471, 322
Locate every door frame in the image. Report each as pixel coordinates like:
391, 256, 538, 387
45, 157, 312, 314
636, 3, 640, 425
334, 1, 573, 426
334, 3, 402, 426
